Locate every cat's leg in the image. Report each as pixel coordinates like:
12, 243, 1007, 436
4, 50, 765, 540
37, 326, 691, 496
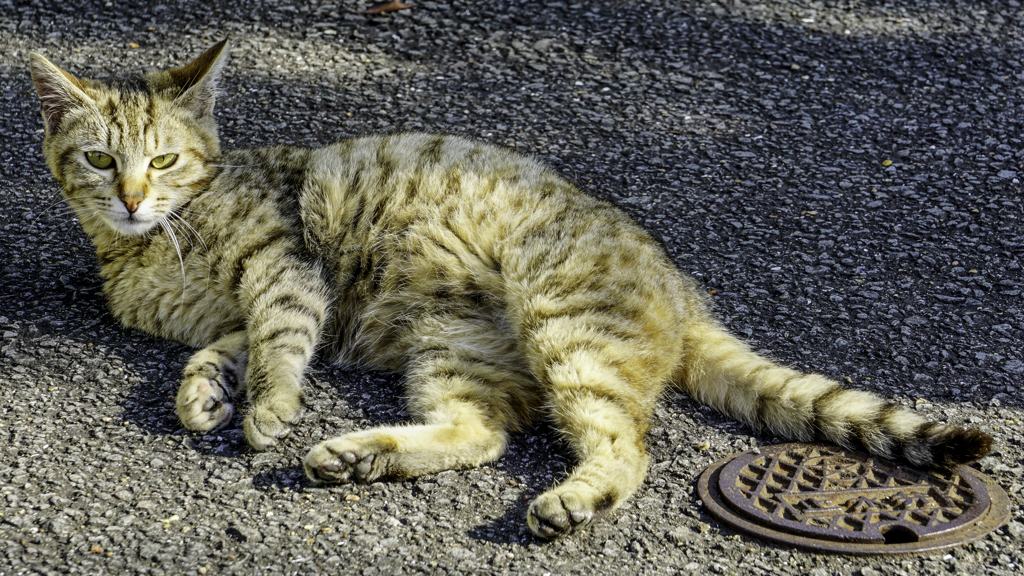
176, 330, 249, 432
302, 390, 506, 483
525, 363, 653, 539
238, 260, 330, 450
518, 312, 677, 539
304, 317, 535, 483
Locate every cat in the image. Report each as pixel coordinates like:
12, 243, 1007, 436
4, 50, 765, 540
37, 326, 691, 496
29, 41, 992, 539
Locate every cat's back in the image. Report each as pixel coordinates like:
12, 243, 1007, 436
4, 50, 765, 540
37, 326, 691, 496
312, 132, 549, 190
298, 132, 684, 279
298, 132, 597, 262
303, 132, 559, 218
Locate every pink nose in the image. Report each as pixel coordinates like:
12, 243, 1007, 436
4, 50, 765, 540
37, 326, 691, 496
119, 193, 143, 213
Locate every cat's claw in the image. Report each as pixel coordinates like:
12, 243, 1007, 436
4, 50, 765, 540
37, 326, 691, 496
176, 376, 234, 432
243, 400, 303, 451
303, 439, 385, 484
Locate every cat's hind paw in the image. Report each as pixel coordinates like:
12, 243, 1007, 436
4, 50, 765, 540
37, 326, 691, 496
526, 482, 615, 540
176, 375, 234, 432
243, 396, 303, 451
303, 436, 391, 484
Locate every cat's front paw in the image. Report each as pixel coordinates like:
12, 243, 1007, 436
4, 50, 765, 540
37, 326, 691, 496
526, 482, 613, 539
176, 375, 234, 432
243, 395, 304, 450
303, 436, 392, 484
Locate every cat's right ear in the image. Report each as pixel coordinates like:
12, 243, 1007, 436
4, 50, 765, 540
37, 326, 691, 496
167, 40, 229, 120
28, 53, 93, 133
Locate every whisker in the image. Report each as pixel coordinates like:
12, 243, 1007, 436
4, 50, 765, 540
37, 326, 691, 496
175, 206, 216, 217
42, 195, 71, 214
167, 214, 204, 253
42, 207, 84, 218
159, 218, 188, 313
168, 213, 214, 295
55, 201, 106, 229
171, 212, 208, 252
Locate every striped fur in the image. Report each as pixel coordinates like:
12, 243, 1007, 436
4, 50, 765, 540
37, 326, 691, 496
30, 42, 992, 540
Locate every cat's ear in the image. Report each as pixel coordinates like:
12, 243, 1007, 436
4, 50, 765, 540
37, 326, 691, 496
28, 53, 93, 133
168, 40, 229, 119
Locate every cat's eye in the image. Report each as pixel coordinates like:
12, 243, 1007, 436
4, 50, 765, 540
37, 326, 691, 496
85, 151, 114, 170
150, 154, 179, 170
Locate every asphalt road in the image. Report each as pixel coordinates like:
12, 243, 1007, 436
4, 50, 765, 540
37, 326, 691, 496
1, 1, 1022, 575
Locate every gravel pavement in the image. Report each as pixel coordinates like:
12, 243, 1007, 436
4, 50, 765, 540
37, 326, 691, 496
1, 1, 1023, 575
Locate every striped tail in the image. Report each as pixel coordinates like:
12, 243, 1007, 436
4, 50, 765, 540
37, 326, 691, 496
672, 322, 992, 468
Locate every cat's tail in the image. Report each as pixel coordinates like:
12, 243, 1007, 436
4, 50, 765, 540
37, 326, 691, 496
670, 322, 992, 468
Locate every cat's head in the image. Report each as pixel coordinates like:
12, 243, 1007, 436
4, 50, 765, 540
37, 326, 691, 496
29, 41, 228, 237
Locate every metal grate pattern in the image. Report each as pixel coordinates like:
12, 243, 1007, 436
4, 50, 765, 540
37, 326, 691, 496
697, 444, 1010, 554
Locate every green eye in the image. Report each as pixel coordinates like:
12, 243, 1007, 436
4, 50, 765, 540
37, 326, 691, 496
150, 154, 178, 169
85, 151, 114, 169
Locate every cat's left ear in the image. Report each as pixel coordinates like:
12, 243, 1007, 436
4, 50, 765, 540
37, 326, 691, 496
168, 40, 229, 119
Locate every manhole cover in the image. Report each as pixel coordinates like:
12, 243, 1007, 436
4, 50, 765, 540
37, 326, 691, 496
697, 443, 1009, 554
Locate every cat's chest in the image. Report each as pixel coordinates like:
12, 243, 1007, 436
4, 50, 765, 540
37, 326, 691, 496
116, 186, 306, 345
100, 236, 246, 346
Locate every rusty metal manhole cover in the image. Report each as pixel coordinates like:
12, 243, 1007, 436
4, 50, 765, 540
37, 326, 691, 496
697, 443, 1009, 554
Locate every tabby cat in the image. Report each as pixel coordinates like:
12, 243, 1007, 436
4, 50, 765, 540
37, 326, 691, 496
29, 41, 992, 539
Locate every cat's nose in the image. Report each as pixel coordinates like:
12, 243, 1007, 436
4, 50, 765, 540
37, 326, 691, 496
119, 192, 144, 214
116, 177, 147, 214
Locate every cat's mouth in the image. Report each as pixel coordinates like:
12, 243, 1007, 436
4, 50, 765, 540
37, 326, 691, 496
106, 212, 159, 236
